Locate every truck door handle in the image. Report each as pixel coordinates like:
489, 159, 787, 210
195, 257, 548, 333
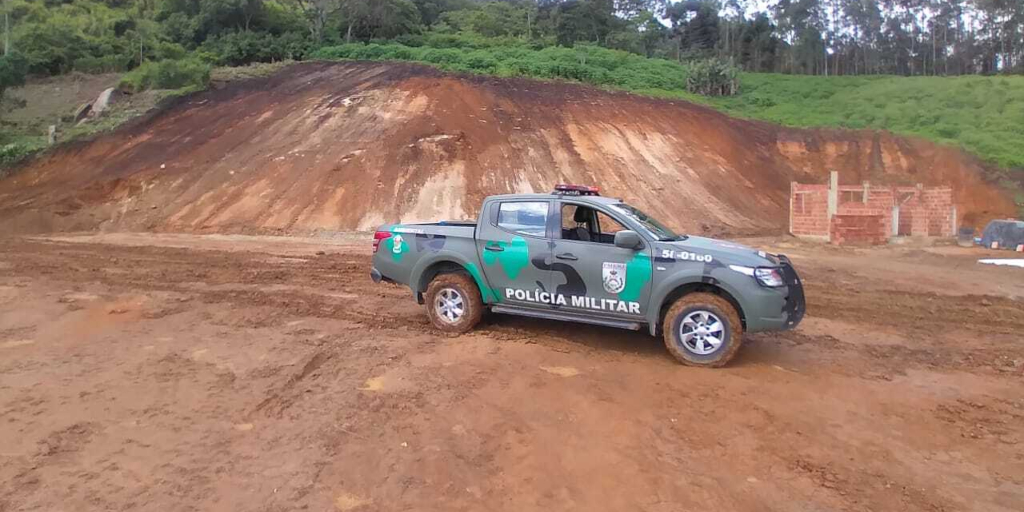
556, 253, 578, 261
485, 245, 504, 252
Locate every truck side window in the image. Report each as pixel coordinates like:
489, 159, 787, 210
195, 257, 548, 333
497, 202, 548, 237
561, 204, 625, 245
595, 211, 626, 243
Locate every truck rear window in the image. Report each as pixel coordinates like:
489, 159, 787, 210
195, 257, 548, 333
497, 201, 548, 237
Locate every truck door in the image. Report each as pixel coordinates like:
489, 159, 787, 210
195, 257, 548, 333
475, 199, 555, 308
550, 202, 653, 319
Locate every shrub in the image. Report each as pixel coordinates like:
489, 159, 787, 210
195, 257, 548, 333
74, 55, 132, 74
0, 52, 30, 98
686, 58, 740, 97
0, 143, 34, 168
201, 32, 314, 66
119, 58, 211, 92
311, 37, 693, 92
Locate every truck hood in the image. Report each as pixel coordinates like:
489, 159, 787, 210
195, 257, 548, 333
662, 236, 776, 267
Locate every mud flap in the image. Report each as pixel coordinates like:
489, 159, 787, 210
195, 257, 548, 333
777, 255, 806, 330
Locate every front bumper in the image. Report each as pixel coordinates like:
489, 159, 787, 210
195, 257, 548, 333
777, 255, 806, 330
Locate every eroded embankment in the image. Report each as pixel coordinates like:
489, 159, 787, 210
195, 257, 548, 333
0, 61, 1014, 235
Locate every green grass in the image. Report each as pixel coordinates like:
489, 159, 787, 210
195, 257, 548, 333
710, 73, 1024, 215
310, 41, 688, 93
709, 73, 1024, 174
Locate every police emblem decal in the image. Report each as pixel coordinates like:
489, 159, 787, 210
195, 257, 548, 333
602, 262, 627, 294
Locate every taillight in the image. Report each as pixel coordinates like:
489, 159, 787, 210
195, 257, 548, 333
372, 230, 392, 253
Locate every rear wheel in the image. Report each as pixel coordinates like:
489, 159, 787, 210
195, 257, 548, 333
662, 292, 743, 367
425, 273, 483, 334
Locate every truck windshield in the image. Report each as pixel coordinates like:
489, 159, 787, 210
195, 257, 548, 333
609, 203, 685, 241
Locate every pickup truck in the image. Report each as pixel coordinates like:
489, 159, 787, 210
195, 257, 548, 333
370, 185, 805, 367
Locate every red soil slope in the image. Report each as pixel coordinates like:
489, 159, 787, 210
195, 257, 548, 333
0, 62, 1014, 235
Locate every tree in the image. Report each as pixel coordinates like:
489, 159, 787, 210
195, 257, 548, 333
0, 50, 27, 108
545, 0, 621, 47
740, 12, 778, 71
288, 0, 345, 44
441, 1, 536, 38
666, 1, 720, 59
411, 0, 475, 27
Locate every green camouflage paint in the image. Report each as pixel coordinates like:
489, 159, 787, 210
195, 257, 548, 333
618, 252, 652, 302
464, 262, 501, 303
482, 236, 529, 280
383, 227, 409, 262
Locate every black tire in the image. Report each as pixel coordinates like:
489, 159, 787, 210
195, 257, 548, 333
424, 273, 483, 334
662, 292, 743, 367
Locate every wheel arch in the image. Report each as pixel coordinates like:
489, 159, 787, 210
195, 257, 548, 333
648, 281, 747, 336
416, 260, 472, 293
413, 255, 490, 305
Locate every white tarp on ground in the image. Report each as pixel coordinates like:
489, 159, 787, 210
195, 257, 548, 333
978, 259, 1024, 268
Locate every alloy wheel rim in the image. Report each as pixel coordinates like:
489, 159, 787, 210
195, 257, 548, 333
679, 310, 725, 355
434, 288, 465, 324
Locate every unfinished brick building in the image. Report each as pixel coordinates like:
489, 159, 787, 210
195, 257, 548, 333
790, 172, 957, 245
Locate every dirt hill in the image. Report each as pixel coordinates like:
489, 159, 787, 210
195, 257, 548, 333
0, 61, 1015, 236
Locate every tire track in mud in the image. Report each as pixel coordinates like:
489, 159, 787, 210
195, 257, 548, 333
772, 329, 1024, 376
0, 240, 660, 357
804, 282, 1024, 336
255, 350, 334, 418
0, 240, 431, 332
3, 238, 1022, 376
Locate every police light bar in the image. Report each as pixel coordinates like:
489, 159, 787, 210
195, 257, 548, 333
553, 184, 600, 196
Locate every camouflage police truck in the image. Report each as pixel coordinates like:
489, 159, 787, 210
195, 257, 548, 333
370, 185, 805, 367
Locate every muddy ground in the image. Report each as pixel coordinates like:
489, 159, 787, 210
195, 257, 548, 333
1, 233, 1022, 512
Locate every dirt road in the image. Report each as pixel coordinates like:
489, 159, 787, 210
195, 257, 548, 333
1, 233, 1022, 512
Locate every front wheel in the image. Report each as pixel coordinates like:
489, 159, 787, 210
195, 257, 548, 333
424, 273, 483, 334
662, 292, 743, 367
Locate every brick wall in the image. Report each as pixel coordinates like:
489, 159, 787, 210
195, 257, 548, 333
836, 186, 895, 238
790, 177, 956, 245
920, 187, 955, 236
790, 183, 830, 237
830, 214, 887, 245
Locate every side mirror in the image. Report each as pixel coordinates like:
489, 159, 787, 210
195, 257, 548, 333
614, 230, 644, 250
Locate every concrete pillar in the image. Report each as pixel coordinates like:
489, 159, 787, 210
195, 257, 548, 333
789, 181, 795, 235
862, 181, 870, 204
827, 171, 839, 216
48, 125, 57, 146
827, 171, 839, 242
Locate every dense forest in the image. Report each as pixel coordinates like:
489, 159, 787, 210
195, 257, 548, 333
0, 0, 1021, 79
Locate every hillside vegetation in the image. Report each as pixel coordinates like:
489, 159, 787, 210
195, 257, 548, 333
710, 74, 1024, 174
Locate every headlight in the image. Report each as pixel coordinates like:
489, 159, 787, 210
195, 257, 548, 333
729, 265, 786, 287
728, 264, 754, 276
754, 267, 785, 287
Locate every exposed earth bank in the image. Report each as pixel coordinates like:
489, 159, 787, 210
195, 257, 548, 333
0, 62, 1015, 236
